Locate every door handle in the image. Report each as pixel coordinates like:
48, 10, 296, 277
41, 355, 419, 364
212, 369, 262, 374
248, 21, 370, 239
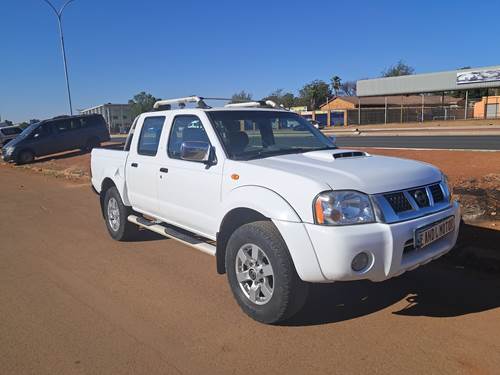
131, 162, 138, 168
159, 167, 169, 173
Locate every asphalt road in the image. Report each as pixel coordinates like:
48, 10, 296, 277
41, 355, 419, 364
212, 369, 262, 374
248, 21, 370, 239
1, 166, 500, 374
335, 135, 500, 150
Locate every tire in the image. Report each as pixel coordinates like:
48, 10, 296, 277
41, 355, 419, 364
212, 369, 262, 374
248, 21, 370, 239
83, 137, 101, 152
16, 150, 34, 165
103, 186, 139, 241
225, 221, 308, 324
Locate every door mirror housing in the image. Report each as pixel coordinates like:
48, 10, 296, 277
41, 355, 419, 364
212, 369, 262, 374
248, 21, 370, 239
180, 141, 211, 163
328, 135, 336, 145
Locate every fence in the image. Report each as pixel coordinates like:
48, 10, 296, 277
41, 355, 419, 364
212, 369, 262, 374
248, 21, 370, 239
346, 103, 482, 126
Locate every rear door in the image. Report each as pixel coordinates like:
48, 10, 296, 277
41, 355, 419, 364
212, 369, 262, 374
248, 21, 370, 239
125, 115, 166, 216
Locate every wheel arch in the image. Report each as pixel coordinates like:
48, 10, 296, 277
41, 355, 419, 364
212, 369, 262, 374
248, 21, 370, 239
216, 207, 269, 274
216, 185, 302, 274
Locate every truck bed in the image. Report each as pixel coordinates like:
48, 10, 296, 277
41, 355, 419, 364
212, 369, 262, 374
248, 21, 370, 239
91, 148, 128, 194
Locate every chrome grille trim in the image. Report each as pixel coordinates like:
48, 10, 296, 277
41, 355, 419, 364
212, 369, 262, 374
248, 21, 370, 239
372, 181, 451, 224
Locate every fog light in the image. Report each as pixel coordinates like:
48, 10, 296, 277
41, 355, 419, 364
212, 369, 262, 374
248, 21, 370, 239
351, 252, 370, 272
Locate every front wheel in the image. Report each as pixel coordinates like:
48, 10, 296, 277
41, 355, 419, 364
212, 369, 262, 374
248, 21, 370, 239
16, 150, 34, 165
103, 187, 139, 241
225, 221, 308, 324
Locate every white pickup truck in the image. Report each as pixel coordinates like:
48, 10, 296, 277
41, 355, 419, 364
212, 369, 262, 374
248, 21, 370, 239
91, 96, 460, 324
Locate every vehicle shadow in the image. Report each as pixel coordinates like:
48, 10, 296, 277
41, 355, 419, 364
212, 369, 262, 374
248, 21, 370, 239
283, 221, 500, 327
283, 261, 500, 327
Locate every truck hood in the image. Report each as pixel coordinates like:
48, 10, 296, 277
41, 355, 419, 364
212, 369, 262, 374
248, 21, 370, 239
247, 149, 442, 194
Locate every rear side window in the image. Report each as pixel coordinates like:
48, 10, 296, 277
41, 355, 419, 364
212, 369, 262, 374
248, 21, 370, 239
137, 116, 165, 156
54, 120, 71, 133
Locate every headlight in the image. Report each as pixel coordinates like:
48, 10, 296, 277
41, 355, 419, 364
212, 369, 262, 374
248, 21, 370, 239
3, 146, 13, 157
314, 190, 375, 225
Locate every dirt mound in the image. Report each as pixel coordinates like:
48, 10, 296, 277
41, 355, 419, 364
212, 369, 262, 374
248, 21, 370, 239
453, 174, 499, 222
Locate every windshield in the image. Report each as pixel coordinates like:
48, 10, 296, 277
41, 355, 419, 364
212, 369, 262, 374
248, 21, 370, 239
207, 110, 335, 160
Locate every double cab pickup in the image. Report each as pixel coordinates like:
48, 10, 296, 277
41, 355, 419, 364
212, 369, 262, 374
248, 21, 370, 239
91, 96, 460, 324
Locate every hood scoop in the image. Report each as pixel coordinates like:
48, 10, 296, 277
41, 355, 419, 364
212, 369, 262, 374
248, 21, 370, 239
332, 151, 369, 159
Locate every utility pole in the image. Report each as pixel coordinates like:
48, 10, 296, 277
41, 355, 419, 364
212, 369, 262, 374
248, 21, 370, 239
42, 0, 76, 115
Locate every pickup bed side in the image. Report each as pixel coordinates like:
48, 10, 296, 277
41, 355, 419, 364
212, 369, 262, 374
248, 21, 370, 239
91, 148, 130, 205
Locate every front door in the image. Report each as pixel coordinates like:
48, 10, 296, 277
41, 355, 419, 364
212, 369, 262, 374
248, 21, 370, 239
125, 116, 166, 216
157, 114, 223, 238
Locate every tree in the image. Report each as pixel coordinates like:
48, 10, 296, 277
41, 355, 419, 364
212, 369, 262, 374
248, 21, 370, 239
381, 60, 415, 77
330, 76, 341, 96
264, 89, 298, 108
128, 91, 160, 119
298, 80, 331, 110
340, 80, 357, 96
230, 90, 253, 103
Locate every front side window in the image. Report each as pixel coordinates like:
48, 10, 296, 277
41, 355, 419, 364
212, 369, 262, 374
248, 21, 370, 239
168, 115, 209, 159
137, 116, 165, 156
31, 123, 53, 139
207, 110, 335, 160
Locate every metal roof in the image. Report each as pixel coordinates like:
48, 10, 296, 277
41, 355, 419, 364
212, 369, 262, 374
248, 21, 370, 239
357, 65, 500, 96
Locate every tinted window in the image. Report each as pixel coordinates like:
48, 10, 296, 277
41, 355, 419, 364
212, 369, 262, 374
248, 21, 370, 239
70, 118, 81, 130
1, 127, 22, 136
137, 116, 165, 156
168, 115, 209, 159
54, 120, 71, 133
31, 123, 53, 139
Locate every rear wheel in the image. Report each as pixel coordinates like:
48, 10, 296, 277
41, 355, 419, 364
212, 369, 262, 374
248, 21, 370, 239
226, 221, 308, 324
16, 150, 34, 165
83, 137, 100, 152
103, 187, 139, 241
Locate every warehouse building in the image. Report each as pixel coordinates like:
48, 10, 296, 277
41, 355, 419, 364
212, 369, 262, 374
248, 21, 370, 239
300, 65, 500, 126
80, 103, 133, 133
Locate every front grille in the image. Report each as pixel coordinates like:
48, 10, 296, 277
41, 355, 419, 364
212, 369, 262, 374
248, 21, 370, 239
384, 192, 412, 213
429, 184, 444, 202
408, 188, 430, 208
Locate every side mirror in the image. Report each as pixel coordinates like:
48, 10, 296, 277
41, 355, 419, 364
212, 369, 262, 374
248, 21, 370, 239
180, 141, 211, 162
328, 135, 336, 144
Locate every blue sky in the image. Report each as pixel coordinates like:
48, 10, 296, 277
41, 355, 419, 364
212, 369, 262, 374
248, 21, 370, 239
2, 0, 500, 122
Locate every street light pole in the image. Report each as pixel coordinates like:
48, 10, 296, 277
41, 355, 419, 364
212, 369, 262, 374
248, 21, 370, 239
42, 0, 76, 115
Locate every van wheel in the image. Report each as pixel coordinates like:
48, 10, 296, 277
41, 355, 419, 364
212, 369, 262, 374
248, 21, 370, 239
16, 150, 34, 165
225, 221, 308, 324
83, 138, 100, 152
103, 187, 139, 241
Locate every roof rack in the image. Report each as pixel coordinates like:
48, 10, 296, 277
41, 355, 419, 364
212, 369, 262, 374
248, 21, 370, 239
153, 96, 211, 110
224, 100, 279, 109
153, 96, 284, 111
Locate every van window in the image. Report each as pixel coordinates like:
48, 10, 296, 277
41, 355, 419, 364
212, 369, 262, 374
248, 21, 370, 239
31, 123, 53, 139
137, 116, 165, 156
168, 115, 209, 159
1, 127, 22, 136
70, 118, 81, 130
54, 120, 71, 133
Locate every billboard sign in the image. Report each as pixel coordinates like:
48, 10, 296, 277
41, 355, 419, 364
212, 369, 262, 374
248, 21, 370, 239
457, 69, 500, 85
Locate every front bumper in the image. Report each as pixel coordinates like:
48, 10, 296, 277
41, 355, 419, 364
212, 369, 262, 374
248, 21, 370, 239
276, 200, 460, 283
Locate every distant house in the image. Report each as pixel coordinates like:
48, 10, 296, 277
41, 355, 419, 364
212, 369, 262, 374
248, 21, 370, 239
316, 95, 465, 126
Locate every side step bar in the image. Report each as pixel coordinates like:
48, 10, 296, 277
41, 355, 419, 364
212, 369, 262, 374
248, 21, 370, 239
127, 215, 216, 256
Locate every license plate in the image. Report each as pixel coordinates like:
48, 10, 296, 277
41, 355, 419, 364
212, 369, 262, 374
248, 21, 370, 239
414, 216, 455, 249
